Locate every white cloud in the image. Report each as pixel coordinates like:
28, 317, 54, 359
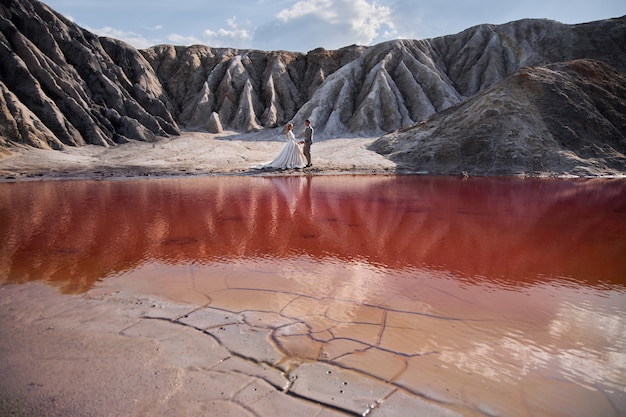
255, 0, 396, 51
202, 17, 254, 48
85, 26, 156, 49
167, 34, 204, 46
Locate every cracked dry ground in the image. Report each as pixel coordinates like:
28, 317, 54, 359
1, 281, 469, 417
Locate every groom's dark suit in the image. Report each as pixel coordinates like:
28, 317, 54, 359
303, 124, 313, 167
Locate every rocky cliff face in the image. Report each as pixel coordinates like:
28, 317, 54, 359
0, 0, 625, 176
369, 59, 626, 176
140, 44, 365, 133
0, 0, 179, 150
146, 16, 626, 138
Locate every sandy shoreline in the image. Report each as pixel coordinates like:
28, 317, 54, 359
3, 130, 623, 181
0, 131, 400, 181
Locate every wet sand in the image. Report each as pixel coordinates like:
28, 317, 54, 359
0, 283, 420, 416
0, 281, 472, 417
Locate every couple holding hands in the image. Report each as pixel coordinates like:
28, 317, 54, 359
252, 120, 314, 170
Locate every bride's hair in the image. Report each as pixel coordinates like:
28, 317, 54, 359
286, 123, 294, 131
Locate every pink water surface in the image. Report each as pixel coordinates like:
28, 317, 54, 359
1, 175, 624, 287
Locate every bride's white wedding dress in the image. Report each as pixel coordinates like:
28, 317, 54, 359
252, 131, 307, 170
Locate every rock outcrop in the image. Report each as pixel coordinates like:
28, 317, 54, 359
140, 44, 365, 133
0, 0, 179, 150
147, 16, 626, 138
369, 59, 626, 176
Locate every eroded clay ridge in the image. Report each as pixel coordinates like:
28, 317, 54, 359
0, 0, 624, 149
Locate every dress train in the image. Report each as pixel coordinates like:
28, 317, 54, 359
252, 131, 307, 170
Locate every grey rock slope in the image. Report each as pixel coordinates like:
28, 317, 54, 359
0, 0, 179, 149
140, 44, 364, 133
146, 16, 626, 138
369, 59, 626, 176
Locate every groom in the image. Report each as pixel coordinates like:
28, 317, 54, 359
300, 119, 314, 167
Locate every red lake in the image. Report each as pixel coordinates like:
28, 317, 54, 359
1, 175, 625, 416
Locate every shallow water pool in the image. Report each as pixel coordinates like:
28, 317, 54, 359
1, 175, 625, 416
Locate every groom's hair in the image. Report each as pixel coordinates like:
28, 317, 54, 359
305, 119, 311, 124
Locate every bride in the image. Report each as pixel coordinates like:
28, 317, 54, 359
252, 123, 307, 170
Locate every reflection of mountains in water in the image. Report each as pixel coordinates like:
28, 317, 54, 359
1, 176, 625, 293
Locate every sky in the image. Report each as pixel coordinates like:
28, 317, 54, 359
42, 0, 625, 52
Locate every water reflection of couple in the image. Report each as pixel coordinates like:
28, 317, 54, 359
252, 120, 313, 170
